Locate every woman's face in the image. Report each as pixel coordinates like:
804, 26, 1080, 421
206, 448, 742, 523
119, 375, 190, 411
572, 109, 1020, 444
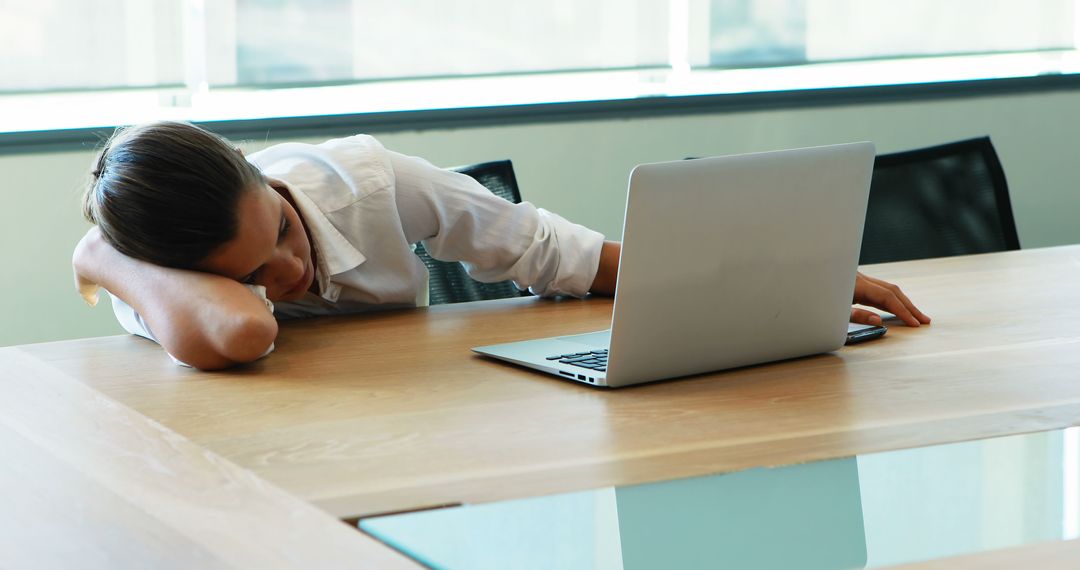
200, 184, 315, 302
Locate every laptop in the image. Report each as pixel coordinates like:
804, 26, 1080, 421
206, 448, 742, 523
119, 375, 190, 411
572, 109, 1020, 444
473, 142, 876, 388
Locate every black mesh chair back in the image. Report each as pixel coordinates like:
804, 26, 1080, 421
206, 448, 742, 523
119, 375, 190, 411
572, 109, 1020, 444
415, 160, 532, 305
860, 137, 1020, 265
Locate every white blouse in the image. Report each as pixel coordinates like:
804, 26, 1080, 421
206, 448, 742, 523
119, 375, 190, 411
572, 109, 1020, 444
109, 134, 606, 360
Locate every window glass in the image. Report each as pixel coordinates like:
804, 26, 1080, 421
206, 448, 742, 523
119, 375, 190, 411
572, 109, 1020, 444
224, 0, 669, 86
0, 0, 1077, 110
707, 0, 1076, 68
0, 0, 184, 93
235, 0, 354, 85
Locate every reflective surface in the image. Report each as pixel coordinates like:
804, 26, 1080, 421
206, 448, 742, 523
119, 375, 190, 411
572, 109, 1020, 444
360, 428, 1078, 569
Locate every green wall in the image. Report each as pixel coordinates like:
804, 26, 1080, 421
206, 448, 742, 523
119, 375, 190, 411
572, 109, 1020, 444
4, 89, 1079, 347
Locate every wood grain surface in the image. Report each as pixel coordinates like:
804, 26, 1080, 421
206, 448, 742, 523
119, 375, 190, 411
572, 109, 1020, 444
0, 348, 416, 569
16, 245, 1080, 520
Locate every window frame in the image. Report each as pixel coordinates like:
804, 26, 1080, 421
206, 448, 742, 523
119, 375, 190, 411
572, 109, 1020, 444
4, 68, 1080, 152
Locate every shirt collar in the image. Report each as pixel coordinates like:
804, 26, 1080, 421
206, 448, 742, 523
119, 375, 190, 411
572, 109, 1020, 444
271, 178, 365, 303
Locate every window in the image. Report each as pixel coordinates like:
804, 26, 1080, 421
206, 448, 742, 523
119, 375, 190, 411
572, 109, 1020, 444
222, 0, 670, 86
1, 0, 1078, 132
706, 0, 1075, 68
0, 0, 185, 92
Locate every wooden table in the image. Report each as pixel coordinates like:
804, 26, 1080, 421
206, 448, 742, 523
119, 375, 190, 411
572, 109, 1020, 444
0, 348, 416, 568
8, 245, 1080, 567
14, 245, 1080, 523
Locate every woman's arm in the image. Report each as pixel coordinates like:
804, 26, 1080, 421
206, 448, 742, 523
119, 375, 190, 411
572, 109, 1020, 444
589, 241, 620, 295
73, 228, 277, 370
585, 243, 930, 326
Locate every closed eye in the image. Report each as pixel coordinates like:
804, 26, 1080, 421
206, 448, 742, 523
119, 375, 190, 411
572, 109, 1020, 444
278, 215, 291, 243
240, 213, 289, 285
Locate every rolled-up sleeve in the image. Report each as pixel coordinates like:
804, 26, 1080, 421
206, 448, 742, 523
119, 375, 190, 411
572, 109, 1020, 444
109, 292, 157, 342
107, 286, 276, 367
389, 151, 605, 298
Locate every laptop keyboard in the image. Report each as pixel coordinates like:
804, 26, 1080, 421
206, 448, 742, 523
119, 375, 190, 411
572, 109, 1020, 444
546, 349, 608, 372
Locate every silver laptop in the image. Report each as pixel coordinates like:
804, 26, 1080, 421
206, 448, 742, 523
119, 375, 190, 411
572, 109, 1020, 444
473, 142, 876, 388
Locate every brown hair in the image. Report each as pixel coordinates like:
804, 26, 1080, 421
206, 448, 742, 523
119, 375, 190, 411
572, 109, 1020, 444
82, 121, 266, 269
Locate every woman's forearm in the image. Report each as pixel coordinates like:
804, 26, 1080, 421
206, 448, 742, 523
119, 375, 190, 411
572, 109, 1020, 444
589, 240, 621, 295
73, 228, 277, 369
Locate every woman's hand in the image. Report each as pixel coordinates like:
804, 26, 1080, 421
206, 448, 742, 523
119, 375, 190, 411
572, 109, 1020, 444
851, 271, 931, 327
72, 227, 108, 306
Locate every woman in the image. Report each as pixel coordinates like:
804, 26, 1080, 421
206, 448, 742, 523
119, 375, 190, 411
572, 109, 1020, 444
73, 121, 928, 370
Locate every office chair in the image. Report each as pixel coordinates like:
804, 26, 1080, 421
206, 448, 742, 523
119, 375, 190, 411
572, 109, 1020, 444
859, 137, 1020, 265
416, 160, 533, 305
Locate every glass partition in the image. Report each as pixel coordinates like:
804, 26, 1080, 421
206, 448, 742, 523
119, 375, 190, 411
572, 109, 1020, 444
360, 428, 1078, 569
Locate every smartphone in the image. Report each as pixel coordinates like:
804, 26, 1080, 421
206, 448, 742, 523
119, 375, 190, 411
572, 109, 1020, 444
846, 323, 887, 344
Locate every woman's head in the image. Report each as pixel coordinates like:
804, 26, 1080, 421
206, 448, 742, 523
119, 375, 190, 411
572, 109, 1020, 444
83, 121, 317, 301
83, 121, 266, 270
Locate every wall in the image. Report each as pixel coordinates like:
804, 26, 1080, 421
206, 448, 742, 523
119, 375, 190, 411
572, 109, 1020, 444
3, 89, 1079, 347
